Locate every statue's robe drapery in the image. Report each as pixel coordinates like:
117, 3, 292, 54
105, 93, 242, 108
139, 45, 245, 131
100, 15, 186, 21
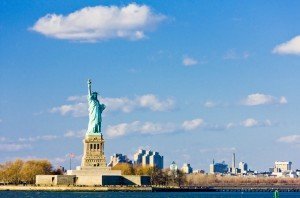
87, 95, 105, 134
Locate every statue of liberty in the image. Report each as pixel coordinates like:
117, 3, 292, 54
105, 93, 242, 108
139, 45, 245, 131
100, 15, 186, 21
87, 79, 105, 135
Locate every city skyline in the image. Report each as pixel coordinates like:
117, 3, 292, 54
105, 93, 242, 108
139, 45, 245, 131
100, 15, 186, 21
1, 0, 300, 172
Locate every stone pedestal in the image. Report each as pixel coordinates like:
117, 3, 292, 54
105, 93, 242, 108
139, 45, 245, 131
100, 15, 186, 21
81, 134, 106, 167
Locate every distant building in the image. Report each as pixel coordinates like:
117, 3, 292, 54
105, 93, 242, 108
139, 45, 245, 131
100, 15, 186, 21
193, 169, 205, 174
170, 161, 178, 172
108, 153, 132, 167
181, 163, 193, 174
133, 149, 146, 164
133, 149, 163, 169
274, 161, 292, 173
239, 162, 248, 174
231, 153, 236, 174
210, 160, 228, 174
149, 152, 163, 169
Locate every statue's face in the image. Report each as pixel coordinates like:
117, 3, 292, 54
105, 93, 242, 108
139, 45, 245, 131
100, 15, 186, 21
92, 93, 97, 99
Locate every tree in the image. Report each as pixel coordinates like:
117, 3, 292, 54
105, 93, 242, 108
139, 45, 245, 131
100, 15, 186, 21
149, 166, 167, 186
6, 159, 24, 184
0, 159, 24, 184
167, 169, 186, 187
20, 160, 52, 184
112, 163, 134, 175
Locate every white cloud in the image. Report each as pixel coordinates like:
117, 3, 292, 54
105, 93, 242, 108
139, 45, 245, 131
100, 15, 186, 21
273, 36, 300, 55
182, 57, 198, 66
0, 143, 32, 152
204, 101, 216, 108
226, 122, 236, 129
104, 94, 175, 112
182, 118, 204, 131
106, 121, 177, 138
106, 116, 274, 138
241, 118, 272, 128
241, 118, 259, 128
137, 94, 174, 111
51, 94, 175, 117
64, 129, 86, 138
223, 49, 250, 60
103, 97, 135, 113
67, 95, 86, 102
277, 135, 300, 144
203, 101, 228, 108
279, 96, 288, 104
18, 135, 58, 142
50, 102, 88, 117
107, 118, 204, 138
242, 93, 287, 106
31, 3, 165, 42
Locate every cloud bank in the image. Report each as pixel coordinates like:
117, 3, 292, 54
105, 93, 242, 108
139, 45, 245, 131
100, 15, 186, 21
182, 56, 198, 66
106, 117, 272, 138
273, 36, 300, 55
278, 135, 300, 144
242, 93, 287, 106
50, 94, 175, 117
31, 3, 165, 42
106, 118, 204, 138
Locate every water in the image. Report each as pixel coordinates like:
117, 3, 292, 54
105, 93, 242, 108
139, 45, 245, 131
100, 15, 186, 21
0, 192, 300, 198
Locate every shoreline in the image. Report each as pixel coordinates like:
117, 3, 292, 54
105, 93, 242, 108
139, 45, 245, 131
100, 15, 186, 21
1, 185, 300, 192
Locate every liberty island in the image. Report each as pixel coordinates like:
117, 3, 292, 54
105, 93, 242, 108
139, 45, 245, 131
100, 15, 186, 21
35, 80, 150, 186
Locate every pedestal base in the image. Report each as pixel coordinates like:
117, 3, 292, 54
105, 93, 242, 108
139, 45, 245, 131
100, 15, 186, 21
81, 134, 106, 167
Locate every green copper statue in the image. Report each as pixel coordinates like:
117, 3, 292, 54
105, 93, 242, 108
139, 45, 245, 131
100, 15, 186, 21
87, 79, 106, 135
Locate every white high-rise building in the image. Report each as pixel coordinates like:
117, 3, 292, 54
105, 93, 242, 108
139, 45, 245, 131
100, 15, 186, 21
181, 163, 193, 174
133, 149, 146, 164
133, 149, 163, 169
239, 162, 248, 173
149, 152, 163, 169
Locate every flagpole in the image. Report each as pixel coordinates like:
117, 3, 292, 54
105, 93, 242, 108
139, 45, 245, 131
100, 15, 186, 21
69, 155, 71, 170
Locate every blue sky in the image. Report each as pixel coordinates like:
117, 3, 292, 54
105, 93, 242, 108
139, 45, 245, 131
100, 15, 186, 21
1, 0, 300, 171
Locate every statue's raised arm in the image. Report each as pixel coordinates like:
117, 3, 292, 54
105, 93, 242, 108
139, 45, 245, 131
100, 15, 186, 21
87, 79, 92, 97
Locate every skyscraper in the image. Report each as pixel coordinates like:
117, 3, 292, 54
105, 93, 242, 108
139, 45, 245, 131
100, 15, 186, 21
231, 153, 236, 174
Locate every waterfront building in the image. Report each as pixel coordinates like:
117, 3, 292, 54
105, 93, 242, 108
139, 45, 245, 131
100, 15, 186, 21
209, 160, 228, 174
134, 149, 163, 169
239, 162, 248, 174
108, 153, 132, 167
193, 169, 205, 174
274, 161, 292, 173
181, 163, 193, 174
170, 161, 178, 172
